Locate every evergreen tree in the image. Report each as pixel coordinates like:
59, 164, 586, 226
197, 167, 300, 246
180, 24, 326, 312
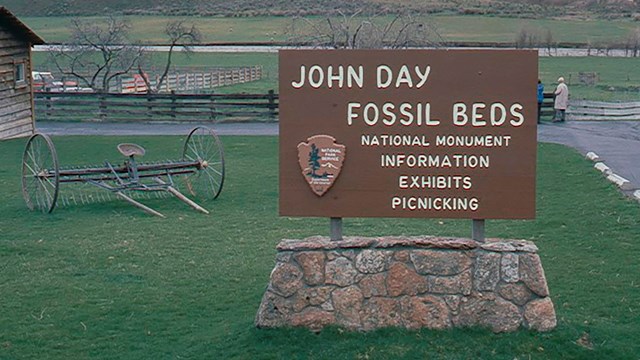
308, 144, 321, 177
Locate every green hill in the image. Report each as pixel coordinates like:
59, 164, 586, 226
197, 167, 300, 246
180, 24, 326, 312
1, 0, 638, 18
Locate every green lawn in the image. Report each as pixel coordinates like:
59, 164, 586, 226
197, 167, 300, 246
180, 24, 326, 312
540, 57, 640, 101
1, 136, 639, 359
22, 15, 640, 44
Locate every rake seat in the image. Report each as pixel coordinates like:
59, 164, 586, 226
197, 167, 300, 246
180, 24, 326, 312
117, 143, 146, 158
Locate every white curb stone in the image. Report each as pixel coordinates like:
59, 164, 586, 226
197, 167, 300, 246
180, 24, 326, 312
586, 152, 600, 162
606, 173, 634, 191
594, 162, 612, 175
634, 190, 640, 202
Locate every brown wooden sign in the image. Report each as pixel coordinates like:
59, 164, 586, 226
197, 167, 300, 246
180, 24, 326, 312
279, 50, 537, 219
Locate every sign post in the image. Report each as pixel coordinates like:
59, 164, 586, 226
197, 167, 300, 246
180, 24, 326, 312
330, 217, 343, 241
472, 219, 485, 242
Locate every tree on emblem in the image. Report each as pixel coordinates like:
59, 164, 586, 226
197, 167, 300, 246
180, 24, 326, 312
307, 144, 321, 178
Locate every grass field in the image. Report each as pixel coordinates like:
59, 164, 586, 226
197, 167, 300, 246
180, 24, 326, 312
4, 0, 638, 19
1, 136, 639, 359
31, 51, 640, 101
22, 15, 640, 44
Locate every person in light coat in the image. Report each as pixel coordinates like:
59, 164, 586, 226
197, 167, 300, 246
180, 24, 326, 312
553, 77, 569, 122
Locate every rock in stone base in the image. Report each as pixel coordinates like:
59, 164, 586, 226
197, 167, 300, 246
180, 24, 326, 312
524, 297, 557, 332
255, 236, 556, 333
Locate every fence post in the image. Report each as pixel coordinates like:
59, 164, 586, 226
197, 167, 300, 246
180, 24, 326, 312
99, 93, 107, 121
209, 94, 216, 122
45, 94, 51, 120
147, 93, 153, 121
170, 90, 177, 120
268, 89, 277, 121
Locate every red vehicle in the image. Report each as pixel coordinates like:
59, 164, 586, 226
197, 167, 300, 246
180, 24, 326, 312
32, 72, 91, 92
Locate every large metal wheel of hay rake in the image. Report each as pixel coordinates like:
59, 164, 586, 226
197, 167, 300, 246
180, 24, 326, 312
182, 126, 225, 199
22, 133, 60, 213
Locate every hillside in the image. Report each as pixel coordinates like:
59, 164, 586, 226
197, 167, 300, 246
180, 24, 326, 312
1, 0, 638, 18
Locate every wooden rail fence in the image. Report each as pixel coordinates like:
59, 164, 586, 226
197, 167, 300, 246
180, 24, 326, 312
567, 100, 640, 121
34, 91, 278, 123
116, 66, 264, 94
35, 92, 636, 124
540, 93, 556, 119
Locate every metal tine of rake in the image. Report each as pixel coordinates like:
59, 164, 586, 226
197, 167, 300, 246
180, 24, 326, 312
60, 194, 69, 207
96, 191, 104, 203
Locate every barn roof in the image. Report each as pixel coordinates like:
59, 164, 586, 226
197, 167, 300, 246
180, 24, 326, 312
0, 7, 45, 45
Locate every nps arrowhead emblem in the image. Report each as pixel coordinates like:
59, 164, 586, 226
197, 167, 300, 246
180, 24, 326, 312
297, 135, 346, 197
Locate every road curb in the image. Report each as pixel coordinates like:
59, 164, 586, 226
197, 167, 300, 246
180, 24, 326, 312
586, 152, 601, 162
588, 150, 636, 191
594, 162, 612, 175
606, 173, 634, 191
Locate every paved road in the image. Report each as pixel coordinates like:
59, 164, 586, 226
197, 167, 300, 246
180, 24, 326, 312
37, 121, 640, 191
539, 121, 640, 193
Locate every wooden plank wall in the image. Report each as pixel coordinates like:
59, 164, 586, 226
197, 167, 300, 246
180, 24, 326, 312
0, 29, 34, 140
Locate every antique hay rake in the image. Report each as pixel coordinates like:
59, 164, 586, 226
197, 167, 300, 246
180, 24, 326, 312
21, 127, 224, 217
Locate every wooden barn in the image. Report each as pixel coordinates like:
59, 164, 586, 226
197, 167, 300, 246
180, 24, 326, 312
0, 7, 44, 140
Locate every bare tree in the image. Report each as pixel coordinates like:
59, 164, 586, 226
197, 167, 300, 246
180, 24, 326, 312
626, 27, 640, 57
515, 27, 530, 49
48, 16, 143, 92
287, 11, 443, 49
138, 21, 202, 93
544, 28, 555, 56
515, 26, 542, 49
515, 26, 556, 54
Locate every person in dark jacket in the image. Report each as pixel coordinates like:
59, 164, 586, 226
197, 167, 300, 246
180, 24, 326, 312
537, 79, 544, 124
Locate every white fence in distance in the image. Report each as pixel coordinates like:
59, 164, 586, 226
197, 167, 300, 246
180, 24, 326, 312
114, 66, 263, 94
567, 100, 640, 121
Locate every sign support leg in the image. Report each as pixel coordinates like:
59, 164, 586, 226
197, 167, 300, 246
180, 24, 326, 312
330, 217, 343, 241
472, 219, 485, 242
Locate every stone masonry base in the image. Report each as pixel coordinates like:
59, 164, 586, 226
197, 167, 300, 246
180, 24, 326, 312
255, 236, 556, 333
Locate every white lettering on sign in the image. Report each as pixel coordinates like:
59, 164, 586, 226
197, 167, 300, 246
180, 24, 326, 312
434, 135, 512, 147
398, 175, 472, 190
361, 134, 430, 147
291, 65, 364, 89
380, 154, 490, 168
347, 102, 440, 126
453, 102, 525, 127
391, 196, 479, 211
376, 65, 431, 89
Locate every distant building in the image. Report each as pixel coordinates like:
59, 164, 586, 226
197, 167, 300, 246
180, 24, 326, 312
0, 7, 44, 140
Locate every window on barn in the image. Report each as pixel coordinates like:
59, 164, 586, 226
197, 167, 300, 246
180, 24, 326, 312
15, 62, 26, 86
